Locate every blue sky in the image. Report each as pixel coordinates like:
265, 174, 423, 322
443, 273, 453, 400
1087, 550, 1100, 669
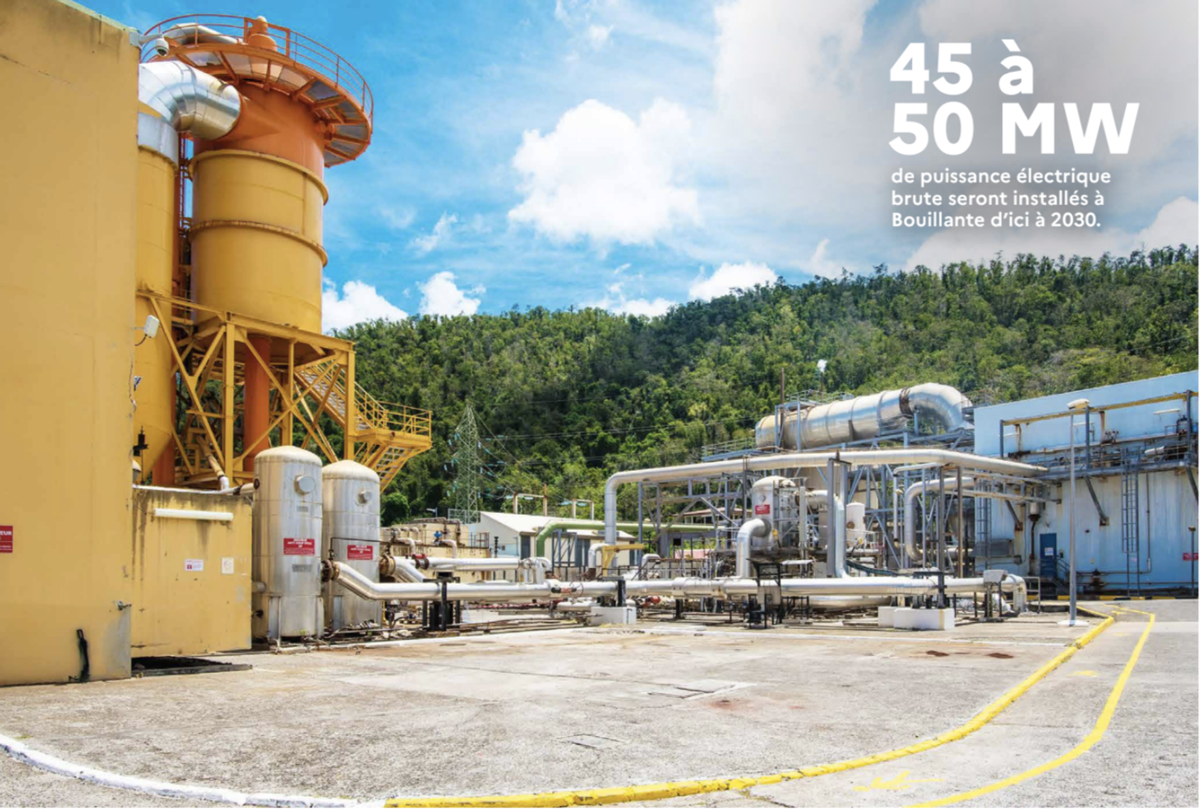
106, 0, 1198, 328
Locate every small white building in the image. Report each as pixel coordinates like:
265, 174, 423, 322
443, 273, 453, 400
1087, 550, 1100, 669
467, 511, 639, 572
974, 371, 1198, 593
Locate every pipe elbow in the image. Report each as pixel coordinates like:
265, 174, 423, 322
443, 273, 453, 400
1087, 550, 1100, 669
138, 61, 240, 142
902, 384, 973, 433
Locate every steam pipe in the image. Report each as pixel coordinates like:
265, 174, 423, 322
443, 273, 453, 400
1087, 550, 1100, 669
138, 61, 241, 144
533, 519, 701, 559
735, 519, 767, 578
378, 554, 424, 583
755, 384, 973, 449
904, 477, 973, 561
385, 528, 417, 555
328, 562, 1028, 611
603, 449, 1044, 546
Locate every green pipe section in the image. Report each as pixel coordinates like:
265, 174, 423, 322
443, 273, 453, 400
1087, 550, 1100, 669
534, 519, 708, 557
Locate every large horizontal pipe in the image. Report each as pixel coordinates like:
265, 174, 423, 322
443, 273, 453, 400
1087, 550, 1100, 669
328, 562, 1027, 611
604, 449, 1045, 547
756, 384, 972, 449
533, 519, 706, 560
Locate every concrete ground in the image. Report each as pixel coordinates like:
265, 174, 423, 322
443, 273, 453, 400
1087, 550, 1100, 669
0, 601, 1194, 807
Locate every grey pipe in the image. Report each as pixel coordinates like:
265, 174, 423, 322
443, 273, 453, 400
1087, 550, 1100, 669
160, 22, 239, 45
755, 384, 972, 449
138, 61, 240, 145
329, 562, 1027, 612
603, 449, 1044, 547
905, 477, 973, 561
378, 555, 425, 583
735, 519, 766, 578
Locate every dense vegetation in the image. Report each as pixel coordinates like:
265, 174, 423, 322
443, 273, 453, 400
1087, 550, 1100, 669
337, 248, 1199, 521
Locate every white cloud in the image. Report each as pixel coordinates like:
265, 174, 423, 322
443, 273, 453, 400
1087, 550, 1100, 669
586, 24, 612, 50
322, 281, 408, 333
700, 0, 1197, 243
410, 213, 458, 255
508, 99, 700, 245
1134, 196, 1199, 250
805, 239, 848, 279
903, 197, 1199, 272
688, 262, 777, 300
379, 206, 416, 231
419, 271, 484, 316
585, 282, 674, 318
917, 0, 1197, 162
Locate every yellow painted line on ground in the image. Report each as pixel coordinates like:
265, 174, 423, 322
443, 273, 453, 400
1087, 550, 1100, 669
384, 611, 1115, 809
909, 606, 1155, 808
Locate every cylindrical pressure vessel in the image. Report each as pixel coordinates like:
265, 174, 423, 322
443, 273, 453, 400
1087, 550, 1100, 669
749, 476, 797, 561
132, 111, 178, 480
321, 460, 381, 629
252, 446, 323, 638
189, 148, 327, 332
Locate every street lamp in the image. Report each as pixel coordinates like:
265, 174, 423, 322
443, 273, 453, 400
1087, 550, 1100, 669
1065, 397, 1090, 626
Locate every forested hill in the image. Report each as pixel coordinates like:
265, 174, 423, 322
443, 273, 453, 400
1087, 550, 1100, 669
339, 248, 1199, 520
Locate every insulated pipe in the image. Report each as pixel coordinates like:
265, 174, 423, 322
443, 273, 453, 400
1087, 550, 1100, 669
904, 477, 973, 561
735, 519, 767, 578
378, 555, 424, 583
755, 384, 973, 449
602, 450, 1044, 547
424, 557, 550, 573
385, 528, 417, 555
138, 61, 240, 142
435, 537, 459, 557
329, 562, 1028, 611
533, 519, 701, 559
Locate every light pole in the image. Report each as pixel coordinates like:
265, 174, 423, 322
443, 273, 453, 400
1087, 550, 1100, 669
1066, 398, 1090, 626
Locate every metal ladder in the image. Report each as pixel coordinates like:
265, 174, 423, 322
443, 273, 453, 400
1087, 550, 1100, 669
1120, 450, 1140, 596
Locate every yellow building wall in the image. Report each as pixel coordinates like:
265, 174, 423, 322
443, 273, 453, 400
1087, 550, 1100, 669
0, 0, 139, 684
131, 489, 253, 657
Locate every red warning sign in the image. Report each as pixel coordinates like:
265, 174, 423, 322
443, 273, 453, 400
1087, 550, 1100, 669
347, 544, 374, 561
283, 537, 316, 556
754, 503, 771, 516
0, 526, 12, 553
1184, 552, 1198, 562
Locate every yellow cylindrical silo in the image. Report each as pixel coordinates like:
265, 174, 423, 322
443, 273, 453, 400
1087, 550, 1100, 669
133, 110, 179, 480
189, 149, 328, 333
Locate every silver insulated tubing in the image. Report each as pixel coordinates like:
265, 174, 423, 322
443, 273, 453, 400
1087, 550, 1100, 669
755, 383, 972, 449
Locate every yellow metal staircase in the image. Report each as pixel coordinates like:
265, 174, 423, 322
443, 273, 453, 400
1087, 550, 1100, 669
295, 360, 432, 488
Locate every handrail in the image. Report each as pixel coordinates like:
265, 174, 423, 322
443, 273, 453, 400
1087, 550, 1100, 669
141, 14, 373, 124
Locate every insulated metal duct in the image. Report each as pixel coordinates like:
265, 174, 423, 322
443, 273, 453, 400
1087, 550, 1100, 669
137, 61, 240, 144
755, 383, 973, 449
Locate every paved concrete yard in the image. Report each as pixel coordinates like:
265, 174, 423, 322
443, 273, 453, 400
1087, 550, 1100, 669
0, 603, 1194, 807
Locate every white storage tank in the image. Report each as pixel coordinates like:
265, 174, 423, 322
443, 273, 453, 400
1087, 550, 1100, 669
252, 446, 324, 639
749, 476, 801, 561
322, 460, 381, 629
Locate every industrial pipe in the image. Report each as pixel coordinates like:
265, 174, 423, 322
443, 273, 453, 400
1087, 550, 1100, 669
755, 384, 973, 450
602, 449, 1044, 548
385, 528, 417, 555
734, 519, 767, 579
904, 477, 973, 561
379, 554, 424, 583
328, 561, 1028, 612
532, 519, 704, 559
138, 61, 240, 144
